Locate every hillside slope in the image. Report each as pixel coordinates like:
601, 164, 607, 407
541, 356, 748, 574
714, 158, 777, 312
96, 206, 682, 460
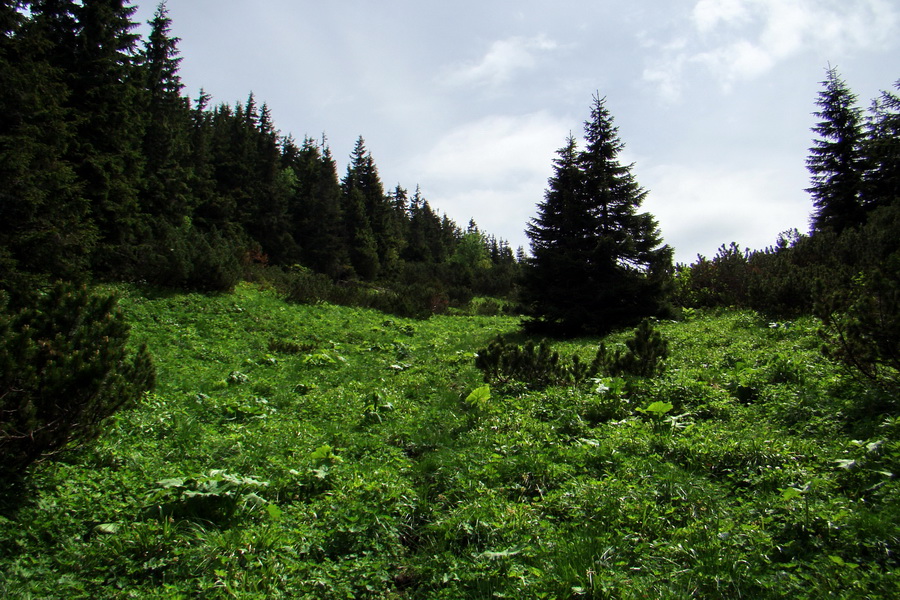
1, 284, 897, 598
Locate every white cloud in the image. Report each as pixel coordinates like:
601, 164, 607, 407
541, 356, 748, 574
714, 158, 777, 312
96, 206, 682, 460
692, 39, 774, 86
643, 163, 811, 263
441, 35, 558, 88
692, 0, 752, 32
644, 0, 899, 99
415, 112, 567, 183
412, 112, 570, 245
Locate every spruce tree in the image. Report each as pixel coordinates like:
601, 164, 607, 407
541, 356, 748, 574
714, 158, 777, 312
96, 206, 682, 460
864, 80, 900, 210
807, 66, 867, 234
140, 1, 191, 225
341, 137, 382, 279
72, 0, 146, 277
242, 100, 297, 264
0, 0, 96, 282
523, 95, 672, 335
402, 187, 436, 263
284, 137, 347, 277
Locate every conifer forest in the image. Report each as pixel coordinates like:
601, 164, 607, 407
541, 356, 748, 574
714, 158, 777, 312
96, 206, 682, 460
1, 1, 899, 598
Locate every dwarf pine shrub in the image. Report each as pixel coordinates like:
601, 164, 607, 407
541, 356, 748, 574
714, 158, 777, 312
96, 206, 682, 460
474, 336, 600, 388
599, 319, 670, 378
0, 282, 155, 481
475, 320, 669, 388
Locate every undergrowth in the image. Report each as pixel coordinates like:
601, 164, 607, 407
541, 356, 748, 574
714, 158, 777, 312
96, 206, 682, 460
0, 284, 897, 598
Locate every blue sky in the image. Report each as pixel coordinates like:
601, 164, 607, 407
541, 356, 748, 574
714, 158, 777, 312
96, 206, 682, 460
133, 0, 900, 264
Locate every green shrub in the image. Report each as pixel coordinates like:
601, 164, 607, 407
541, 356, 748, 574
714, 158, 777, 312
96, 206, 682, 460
598, 318, 670, 378
818, 265, 900, 395
475, 320, 669, 389
474, 337, 601, 389
0, 282, 155, 481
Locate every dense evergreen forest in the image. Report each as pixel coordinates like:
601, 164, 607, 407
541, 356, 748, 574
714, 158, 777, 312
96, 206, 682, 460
0, 1, 519, 314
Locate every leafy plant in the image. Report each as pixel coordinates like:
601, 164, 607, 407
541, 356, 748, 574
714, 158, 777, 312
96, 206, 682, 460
636, 400, 675, 434
144, 470, 269, 526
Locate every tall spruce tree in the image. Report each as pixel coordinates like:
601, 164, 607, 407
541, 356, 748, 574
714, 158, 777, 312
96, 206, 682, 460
140, 1, 190, 224
864, 80, 900, 210
72, 0, 145, 277
0, 0, 96, 282
283, 137, 347, 276
341, 137, 382, 279
523, 95, 672, 335
807, 66, 866, 234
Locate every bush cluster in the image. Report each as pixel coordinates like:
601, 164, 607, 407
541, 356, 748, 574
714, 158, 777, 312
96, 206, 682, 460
475, 319, 669, 389
0, 282, 155, 482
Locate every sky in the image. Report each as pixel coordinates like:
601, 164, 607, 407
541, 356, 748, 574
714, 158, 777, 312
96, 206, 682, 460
132, 0, 900, 264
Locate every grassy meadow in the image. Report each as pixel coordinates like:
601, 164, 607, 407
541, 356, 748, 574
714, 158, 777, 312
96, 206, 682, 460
1, 283, 897, 598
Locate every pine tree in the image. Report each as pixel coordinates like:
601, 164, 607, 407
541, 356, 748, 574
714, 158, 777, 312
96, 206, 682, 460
864, 80, 900, 210
72, 0, 146, 277
243, 100, 297, 264
284, 137, 347, 277
341, 137, 382, 279
0, 1, 96, 282
186, 89, 216, 219
140, 0, 191, 225
0, 282, 155, 480
402, 186, 434, 263
523, 95, 672, 335
807, 66, 866, 234
194, 102, 238, 229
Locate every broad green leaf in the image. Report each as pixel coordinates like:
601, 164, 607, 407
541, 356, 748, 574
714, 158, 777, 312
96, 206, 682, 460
639, 401, 673, 415
781, 487, 803, 501
465, 385, 491, 406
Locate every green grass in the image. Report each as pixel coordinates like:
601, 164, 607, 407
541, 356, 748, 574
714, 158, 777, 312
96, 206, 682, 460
1, 284, 898, 598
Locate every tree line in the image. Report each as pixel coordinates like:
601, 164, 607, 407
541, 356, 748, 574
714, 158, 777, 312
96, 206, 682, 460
673, 67, 899, 316
671, 67, 900, 391
0, 1, 519, 313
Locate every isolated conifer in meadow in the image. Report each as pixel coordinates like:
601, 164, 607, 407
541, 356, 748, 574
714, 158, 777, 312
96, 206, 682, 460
0, 282, 155, 480
522, 95, 672, 335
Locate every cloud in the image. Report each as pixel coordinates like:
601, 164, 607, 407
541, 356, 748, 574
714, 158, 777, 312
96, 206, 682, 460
416, 112, 567, 182
411, 112, 570, 245
644, 0, 899, 100
692, 0, 753, 33
440, 35, 558, 88
643, 163, 811, 263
